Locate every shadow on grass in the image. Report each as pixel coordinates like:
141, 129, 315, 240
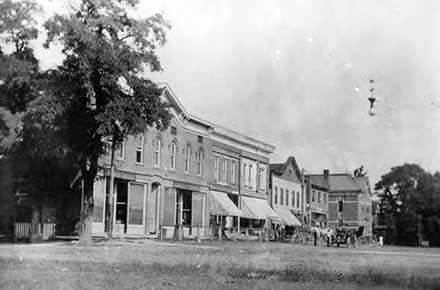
224, 263, 440, 290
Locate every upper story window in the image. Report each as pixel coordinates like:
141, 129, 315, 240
312, 190, 315, 202
248, 164, 253, 187
214, 156, 220, 180
171, 126, 177, 135
231, 160, 236, 184
184, 144, 191, 174
170, 141, 177, 171
323, 193, 326, 205
258, 164, 267, 191
241, 159, 257, 189
222, 159, 228, 181
318, 192, 321, 203
154, 137, 161, 167
274, 187, 278, 204
296, 192, 300, 208
197, 149, 204, 176
135, 134, 144, 164
291, 190, 295, 207
116, 140, 125, 160
243, 164, 248, 186
280, 188, 284, 206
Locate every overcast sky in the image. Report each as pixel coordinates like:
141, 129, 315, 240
36, 0, 440, 186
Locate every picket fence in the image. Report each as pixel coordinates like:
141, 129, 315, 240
14, 222, 56, 241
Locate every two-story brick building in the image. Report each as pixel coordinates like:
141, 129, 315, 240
92, 83, 276, 238
304, 170, 330, 228
268, 156, 303, 228
326, 174, 373, 236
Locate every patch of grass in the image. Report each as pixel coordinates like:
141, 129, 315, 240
224, 263, 440, 289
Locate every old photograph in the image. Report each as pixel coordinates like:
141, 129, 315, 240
0, 0, 439, 289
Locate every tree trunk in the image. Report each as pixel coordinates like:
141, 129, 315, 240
105, 139, 116, 239
78, 174, 95, 246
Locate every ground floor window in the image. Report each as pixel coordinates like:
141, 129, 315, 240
182, 191, 192, 226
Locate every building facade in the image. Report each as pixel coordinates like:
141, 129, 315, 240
92, 83, 276, 238
326, 174, 373, 236
304, 170, 330, 228
269, 157, 303, 227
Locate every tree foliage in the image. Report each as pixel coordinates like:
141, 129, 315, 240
353, 165, 368, 177
0, 0, 171, 244
375, 163, 440, 246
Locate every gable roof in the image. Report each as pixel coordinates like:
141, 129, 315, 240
270, 156, 302, 180
157, 82, 276, 155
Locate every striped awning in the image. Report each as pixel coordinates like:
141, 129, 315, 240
240, 196, 280, 221
210, 191, 243, 216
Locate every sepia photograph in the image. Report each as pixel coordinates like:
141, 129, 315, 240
0, 0, 439, 289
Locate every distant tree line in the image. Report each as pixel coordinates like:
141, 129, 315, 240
375, 163, 440, 247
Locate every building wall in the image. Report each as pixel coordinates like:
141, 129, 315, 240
106, 117, 214, 186
240, 152, 269, 200
328, 191, 372, 236
94, 116, 214, 237
305, 182, 329, 227
271, 176, 302, 214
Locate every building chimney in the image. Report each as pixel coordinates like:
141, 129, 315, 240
323, 169, 329, 181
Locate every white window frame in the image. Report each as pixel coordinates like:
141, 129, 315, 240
222, 158, 228, 182
170, 141, 177, 171
184, 145, 191, 174
197, 149, 204, 176
258, 165, 266, 191
214, 156, 220, 180
135, 134, 144, 164
154, 137, 161, 167
248, 164, 253, 188
231, 160, 236, 184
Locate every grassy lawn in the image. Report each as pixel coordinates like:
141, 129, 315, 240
0, 240, 439, 289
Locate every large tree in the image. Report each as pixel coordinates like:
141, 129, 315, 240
44, 0, 171, 245
375, 163, 440, 246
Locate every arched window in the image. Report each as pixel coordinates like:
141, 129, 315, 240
154, 137, 161, 167
184, 144, 191, 174
197, 148, 204, 176
170, 141, 177, 170
135, 134, 144, 164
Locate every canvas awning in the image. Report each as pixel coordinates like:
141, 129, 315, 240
209, 191, 243, 216
240, 196, 280, 221
273, 207, 302, 226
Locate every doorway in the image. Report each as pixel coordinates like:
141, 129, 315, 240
115, 179, 128, 234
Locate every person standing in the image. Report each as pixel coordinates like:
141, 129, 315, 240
313, 229, 318, 246
378, 235, 384, 247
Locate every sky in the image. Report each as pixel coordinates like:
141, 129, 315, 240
34, 0, 440, 186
